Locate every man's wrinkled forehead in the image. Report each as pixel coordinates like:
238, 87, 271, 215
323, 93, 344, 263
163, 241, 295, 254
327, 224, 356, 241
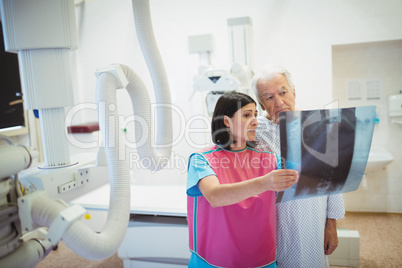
261, 86, 288, 96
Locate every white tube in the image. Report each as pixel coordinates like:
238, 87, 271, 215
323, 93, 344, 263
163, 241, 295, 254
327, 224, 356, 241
131, 0, 172, 170
0, 239, 49, 268
121, 64, 172, 171
0, 145, 31, 179
32, 74, 130, 260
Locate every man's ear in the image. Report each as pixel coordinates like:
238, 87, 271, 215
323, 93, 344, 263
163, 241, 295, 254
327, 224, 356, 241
293, 86, 296, 99
223, 115, 231, 128
258, 102, 266, 111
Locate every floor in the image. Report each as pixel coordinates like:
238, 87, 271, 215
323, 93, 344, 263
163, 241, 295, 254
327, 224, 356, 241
35, 212, 402, 268
333, 212, 402, 267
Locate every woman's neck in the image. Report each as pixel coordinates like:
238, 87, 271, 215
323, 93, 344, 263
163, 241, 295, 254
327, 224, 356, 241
230, 141, 247, 151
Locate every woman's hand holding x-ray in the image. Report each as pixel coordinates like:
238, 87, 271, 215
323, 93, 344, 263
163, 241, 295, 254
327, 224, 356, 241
198, 169, 299, 208
263, 169, 299, 191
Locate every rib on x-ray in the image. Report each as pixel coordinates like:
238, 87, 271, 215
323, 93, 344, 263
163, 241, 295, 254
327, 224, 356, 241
276, 106, 376, 203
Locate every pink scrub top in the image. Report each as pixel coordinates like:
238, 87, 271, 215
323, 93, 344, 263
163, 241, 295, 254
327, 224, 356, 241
187, 145, 280, 267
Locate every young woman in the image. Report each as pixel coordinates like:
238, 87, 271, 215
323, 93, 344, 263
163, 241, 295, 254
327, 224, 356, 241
186, 91, 299, 267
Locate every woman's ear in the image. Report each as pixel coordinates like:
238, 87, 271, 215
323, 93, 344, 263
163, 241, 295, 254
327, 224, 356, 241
223, 115, 231, 128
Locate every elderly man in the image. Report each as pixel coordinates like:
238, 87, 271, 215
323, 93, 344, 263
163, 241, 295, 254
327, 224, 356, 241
251, 64, 345, 268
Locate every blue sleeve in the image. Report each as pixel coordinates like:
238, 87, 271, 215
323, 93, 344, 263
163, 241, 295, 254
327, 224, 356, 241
275, 154, 281, 169
186, 153, 216, 197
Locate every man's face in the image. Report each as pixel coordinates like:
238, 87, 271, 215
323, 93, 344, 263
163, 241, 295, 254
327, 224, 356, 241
256, 73, 296, 124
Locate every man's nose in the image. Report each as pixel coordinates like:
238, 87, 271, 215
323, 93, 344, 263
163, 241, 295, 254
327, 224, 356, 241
275, 96, 284, 106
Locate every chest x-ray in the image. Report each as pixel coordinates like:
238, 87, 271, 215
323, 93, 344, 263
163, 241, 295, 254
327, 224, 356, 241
277, 106, 376, 203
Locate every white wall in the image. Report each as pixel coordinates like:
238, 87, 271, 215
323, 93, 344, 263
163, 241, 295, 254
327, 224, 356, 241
70, 0, 402, 113
333, 40, 402, 213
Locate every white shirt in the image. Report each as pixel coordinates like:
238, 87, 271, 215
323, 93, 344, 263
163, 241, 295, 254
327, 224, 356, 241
256, 116, 345, 268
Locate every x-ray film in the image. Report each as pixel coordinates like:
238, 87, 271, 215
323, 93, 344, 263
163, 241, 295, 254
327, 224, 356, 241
276, 106, 376, 203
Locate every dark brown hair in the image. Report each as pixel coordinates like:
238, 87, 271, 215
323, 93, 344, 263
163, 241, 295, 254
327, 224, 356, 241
211, 91, 256, 150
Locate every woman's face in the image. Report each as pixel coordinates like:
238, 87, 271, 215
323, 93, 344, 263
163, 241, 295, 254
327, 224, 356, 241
224, 103, 258, 149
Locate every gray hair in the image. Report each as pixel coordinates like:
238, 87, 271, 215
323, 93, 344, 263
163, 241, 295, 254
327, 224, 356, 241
251, 64, 294, 101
